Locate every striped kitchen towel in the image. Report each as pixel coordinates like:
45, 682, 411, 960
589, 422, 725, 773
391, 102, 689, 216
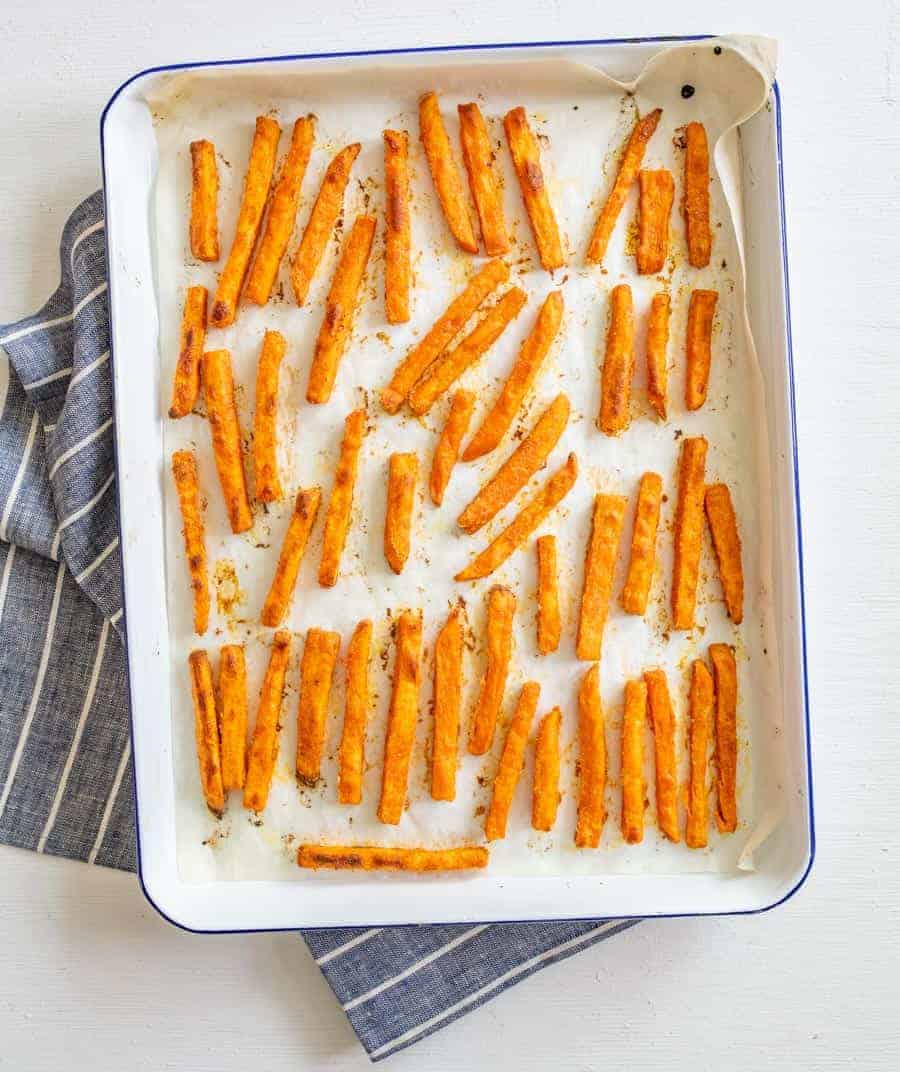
0, 191, 637, 1061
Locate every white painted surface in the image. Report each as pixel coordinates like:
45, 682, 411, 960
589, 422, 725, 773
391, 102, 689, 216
0, 1, 898, 1068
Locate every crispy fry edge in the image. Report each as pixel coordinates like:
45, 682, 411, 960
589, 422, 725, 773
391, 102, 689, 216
171, 449, 209, 635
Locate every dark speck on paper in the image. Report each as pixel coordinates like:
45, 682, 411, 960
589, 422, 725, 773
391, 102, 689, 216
681, 85, 696, 100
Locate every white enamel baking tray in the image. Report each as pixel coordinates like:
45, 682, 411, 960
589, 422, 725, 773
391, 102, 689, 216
101, 34, 813, 932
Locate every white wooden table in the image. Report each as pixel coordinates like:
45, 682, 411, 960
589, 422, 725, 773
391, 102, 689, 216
2, 2, 899, 1068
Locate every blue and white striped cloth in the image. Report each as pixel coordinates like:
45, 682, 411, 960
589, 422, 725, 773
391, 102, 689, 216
0, 192, 637, 1060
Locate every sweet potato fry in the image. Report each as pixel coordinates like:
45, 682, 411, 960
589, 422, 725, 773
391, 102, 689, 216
685, 289, 718, 410
295, 628, 341, 786
462, 290, 564, 461
306, 214, 376, 404
636, 168, 675, 275
408, 287, 527, 416
201, 349, 252, 534
297, 843, 488, 872
171, 450, 209, 635
598, 284, 635, 436
458, 393, 569, 534
576, 493, 627, 661
245, 116, 315, 305
458, 101, 510, 256
686, 658, 713, 848
318, 407, 366, 588
260, 488, 321, 627
672, 436, 708, 630
168, 285, 207, 419
532, 707, 561, 832
586, 108, 662, 264
536, 534, 560, 655
621, 678, 647, 844
189, 139, 219, 262
430, 389, 475, 506
645, 291, 670, 421
378, 609, 423, 824
456, 452, 578, 582
187, 650, 225, 816
218, 644, 247, 792
503, 106, 564, 271
210, 116, 280, 327
431, 605, 464, 801
384, 452, 418, 575
644, 669, 679, 842
290, 142, 361, 305
380, 259, 509, 413
710, 643, 738, 834
484, 681, 540, 841
620, 471, 663, 616
243, 631, 292, 813
575, 664, 606, 848
468, 585, 516, 755
384, 129, 412, 324
419, 92, 478, 253
704, 483, 744, 624
253, 329, 287, 503
683, 121, 711, 268
337, 619, 373, 805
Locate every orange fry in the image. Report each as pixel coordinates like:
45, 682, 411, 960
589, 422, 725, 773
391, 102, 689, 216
636, 168, 675, 275
378, 609, 423, 825
576, 493, 627, 661
621, 678, 647, 844
431, 605, 464, 801
430, 389, 475, 506
253, 329, 287, 503
168, 285, 207, 419
458, 101, 510, 255
218, 644, 248, 792
201, 349, 252, 534
210, 116, 280, 327
384, 452, 418, 575
408, 287, 527, 416
459, 393, 569, 534
686, 658, 713, 848
456, 452, 578, 582
307, 214, 376, 404
575, 664, 606, 848
586, 108, 662, 264
672, 436, 708, 630
291, 142, 361, 305
296, 628, 341, 786
705, 483, 744, 624
685, 289, 718, 410
298, 844, 488, 872
260, 487, 321, 627
419, 92, 478, 253
318, 407, 366, 588
462, 290, 564, 461
598, 283, 635, 436
683, 121, 711, 268
337, 619, 373, 805
468, 585, 516, 755
644, 669, 679, 842
381, 259, 509, 414
710, 643, 738, 834
187, 650, 225, 816
245, 115, 315, 305
243, 631, 292, 813
620, 471, 663, 616
189, 139, 219, 262
535, 534, 561, 655
645, 291, 670, 421
532, 706, 561, 832
503, 106, 565, 270
384, 129, 412, 324
171, 450, 209, 635
484, 681, 540, 841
